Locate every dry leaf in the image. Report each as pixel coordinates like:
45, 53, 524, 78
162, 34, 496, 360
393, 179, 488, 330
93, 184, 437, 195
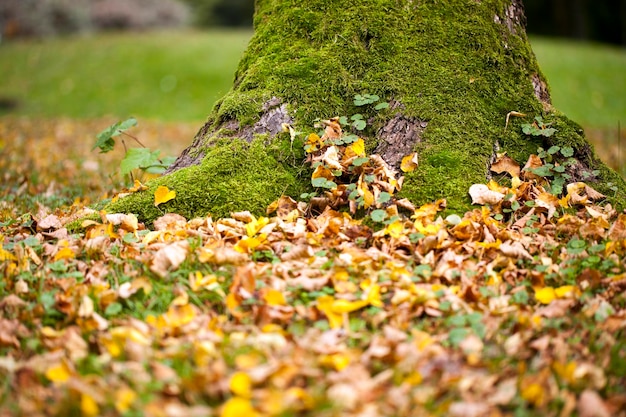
490, 154, 520, 178
154, 185, 176, 207
469, 184, 505, 205
400, 152, 418, 173
150, 240, 189, 278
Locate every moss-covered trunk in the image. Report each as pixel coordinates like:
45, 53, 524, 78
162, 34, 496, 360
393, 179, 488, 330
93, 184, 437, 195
106, 0, 625, 223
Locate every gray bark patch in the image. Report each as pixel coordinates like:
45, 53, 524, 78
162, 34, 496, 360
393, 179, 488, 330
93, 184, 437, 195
532, 73, 552, 106
244, 102, 293, 142
165, 98, 292, 173
494, 0, 526, 35
375, 115, 427, 170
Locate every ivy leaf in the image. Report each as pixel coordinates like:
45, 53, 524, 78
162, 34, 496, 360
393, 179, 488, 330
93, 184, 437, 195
93, 118, 137, 153
370, 209, 387, 222
352, 157, 370, 167
560, 146, 574, 157
311, 177, 337, 189
377, 192, 391, 204
448, 327, 469, 347
352, 119, 367, 131
120, 148, 162, 176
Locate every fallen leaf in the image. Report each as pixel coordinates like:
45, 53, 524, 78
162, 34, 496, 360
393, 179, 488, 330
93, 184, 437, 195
154, 185, 176, 207
150, 240, 189, 278
490, 154, 520, 178
400, 152, 418, 172
469, 184, 505, 205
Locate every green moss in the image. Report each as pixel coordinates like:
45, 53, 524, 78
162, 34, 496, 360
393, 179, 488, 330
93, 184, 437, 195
121, 0, 624, 222
101, 136, 310, 225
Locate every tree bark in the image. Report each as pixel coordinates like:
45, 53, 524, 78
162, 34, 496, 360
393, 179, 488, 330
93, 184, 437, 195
106, 0, 625, 223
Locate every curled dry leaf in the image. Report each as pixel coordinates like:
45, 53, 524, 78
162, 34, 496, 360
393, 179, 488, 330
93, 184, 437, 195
469, 184, 505, 205
153, 213, 187, 231
150, 240, 189, 278
500, 240, 532, 260
490, 154, 520, 178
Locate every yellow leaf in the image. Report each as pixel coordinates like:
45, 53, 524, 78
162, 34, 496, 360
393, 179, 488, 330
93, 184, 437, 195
305, 133, 323, 153
311, 164, 335, 180
405, 371, 423, 385
226, 292, 240, 312
154, 185, 176, 207
45, 361, 72, 385
245, 216, 270, 237
400, 152, 418, 172
384, 220, 404, 239
115, 388, 137, 414
330, 353, 351, 371
164, 303, 196, 327
347, 138, 365, 157
316, 295, 344, 329
0, 248, 16, 261
331, 298, 368, 314
221, 397, 258, 417
262, 288, 287, 306
129, 179, 148, 193
363, 282, 383, 308
553, 361, 577, 385
81, 393, 99, 417
555, 285, 578, 299
229, 371, 252, 398
357, 182, 374, 209
54, 246, 75, 261
520, 382, 545, 407
534, 287, 556, 304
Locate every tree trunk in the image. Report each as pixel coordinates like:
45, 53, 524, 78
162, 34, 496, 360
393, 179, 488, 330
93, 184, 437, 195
105, 0, 625, 223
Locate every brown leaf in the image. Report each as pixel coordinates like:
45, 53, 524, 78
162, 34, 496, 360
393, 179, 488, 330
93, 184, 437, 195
490, 154, 520, 178
37, 214, 62, 231
578, 390, 610, 417
150, 240, 189, 278
521, 154, 544, 181
153, 213, 188, 231
321, 117, 342, 140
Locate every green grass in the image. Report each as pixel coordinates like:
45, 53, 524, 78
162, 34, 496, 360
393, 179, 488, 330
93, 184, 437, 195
0, 29, 252, 122
531, 36, 626, 130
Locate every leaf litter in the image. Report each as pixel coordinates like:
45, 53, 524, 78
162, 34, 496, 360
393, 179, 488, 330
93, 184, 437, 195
0, 116, 626, 416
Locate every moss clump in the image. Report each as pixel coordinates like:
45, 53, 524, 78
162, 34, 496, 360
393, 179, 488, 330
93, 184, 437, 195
101, 136, 310, 225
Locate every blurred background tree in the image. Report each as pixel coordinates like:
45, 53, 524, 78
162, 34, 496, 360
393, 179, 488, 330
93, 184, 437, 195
2, 0, 624, 46
524, 0, 626, 46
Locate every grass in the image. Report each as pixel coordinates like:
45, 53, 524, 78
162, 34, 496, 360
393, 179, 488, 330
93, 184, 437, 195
0, 29, 252, 122
531, 36, 626, 130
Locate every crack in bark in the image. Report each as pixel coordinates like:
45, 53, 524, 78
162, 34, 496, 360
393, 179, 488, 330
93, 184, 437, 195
532, 73, 552, 107
165, 97, 292, 174
375, 114, 427, 171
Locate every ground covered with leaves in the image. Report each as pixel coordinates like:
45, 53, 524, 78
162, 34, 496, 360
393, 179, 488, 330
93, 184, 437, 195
1, 116, 626, 416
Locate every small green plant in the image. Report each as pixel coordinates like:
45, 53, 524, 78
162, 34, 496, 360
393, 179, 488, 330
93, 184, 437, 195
521, 116, 557, 137
524, 145, 577, 195
93, 117, 175, 182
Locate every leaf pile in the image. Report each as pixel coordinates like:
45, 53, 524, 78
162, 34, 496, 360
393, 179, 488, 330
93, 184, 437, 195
1, 117, 626, 416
